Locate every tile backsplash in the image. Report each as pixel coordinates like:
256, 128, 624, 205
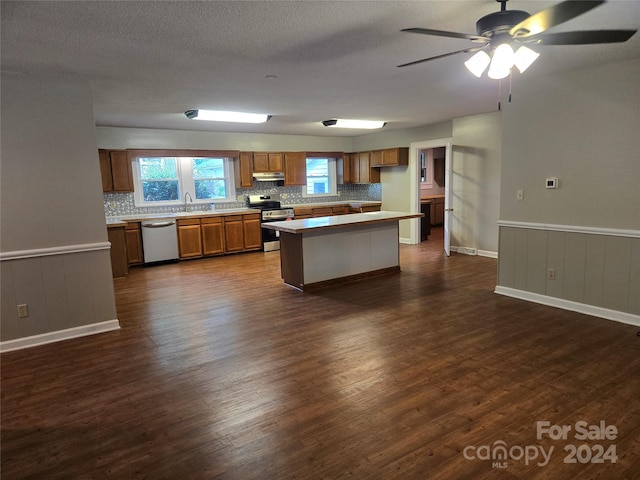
104, 182, 381, 217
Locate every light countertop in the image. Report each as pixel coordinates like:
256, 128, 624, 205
106, 208, 260, 224
262, 211, 423, 234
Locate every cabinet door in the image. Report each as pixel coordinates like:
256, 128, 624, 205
383, 147, 408, 166
341, 154, 352, 184
108, 226, 128, 277
350, 152, 361, 183
434, 198, 445, 225
370, 150, 383, 167
178, 224, 203, 258
236, 152, 254, 188
243, 214, 262, 250
359, 152, 371, 183
224, 217, 245, 252
202, 219, 224, 255
99, 149, 113, 192
125, 224, 144, 265
284, 152, 307, 186
110, 150, 134, 192
252, 152, 269, 172
268, 153, 283, 172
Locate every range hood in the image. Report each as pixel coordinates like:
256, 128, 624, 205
253, 172, 285, 182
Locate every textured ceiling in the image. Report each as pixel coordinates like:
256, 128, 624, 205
2, 0, 639, 137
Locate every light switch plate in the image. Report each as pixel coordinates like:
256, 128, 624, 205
546, 177, 558, 189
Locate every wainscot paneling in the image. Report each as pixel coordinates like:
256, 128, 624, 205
0, 245, 119, 351
496, 222, 640, 323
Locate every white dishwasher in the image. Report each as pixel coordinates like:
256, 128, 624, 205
141, 218, 179, 264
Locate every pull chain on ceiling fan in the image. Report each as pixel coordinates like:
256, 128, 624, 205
398, 0, 637, 79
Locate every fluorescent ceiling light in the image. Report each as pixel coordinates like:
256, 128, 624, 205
185, 109, 271, 123
322, 119, 386, 129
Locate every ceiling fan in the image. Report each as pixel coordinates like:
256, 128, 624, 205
398, 0, 637, 79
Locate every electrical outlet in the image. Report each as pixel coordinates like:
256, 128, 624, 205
547, 268, 556, 280
17, 304, 29, 318
516, 189, 524, 201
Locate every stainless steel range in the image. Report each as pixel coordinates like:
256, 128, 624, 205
246, 194, 294, 251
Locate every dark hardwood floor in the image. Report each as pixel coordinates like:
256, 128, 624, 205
2, 228, 640, 479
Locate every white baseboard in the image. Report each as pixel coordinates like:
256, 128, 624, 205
0, 319, 120, 353
451, 246, 498, 258
494, 286, 640, 328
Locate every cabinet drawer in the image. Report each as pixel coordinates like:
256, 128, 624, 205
178, 218, 201, 226
242, 213, 261, 221
201, 216, 223, 224
223, 215, 243, 222
294, 207, 313, 217
331, 206, 350, 215
312, 207, 333, 217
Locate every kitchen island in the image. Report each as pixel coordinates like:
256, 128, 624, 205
263, 211, 423, 291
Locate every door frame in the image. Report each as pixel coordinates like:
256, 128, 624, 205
408, 138, 452, 247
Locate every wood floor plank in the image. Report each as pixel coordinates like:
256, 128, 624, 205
2, 229, 639, 479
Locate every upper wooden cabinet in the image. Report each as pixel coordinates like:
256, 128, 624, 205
347, 152, 379, 184
99, 149, 134, 192
253, 152, 283, 172
370, 147, 409, 167
235, 152, 254, 188
284, 152, 307, 186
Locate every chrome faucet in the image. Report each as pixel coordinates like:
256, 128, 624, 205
184, 192, 193, 212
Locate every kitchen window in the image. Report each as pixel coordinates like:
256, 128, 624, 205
302, 157, 337, 197
132, 155, 236, 206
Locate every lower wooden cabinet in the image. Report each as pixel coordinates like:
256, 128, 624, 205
177, 219, 203, 258
243, 213, 262, 250
125, 222, 144, 265
431, 197, 445, 225
224, 215, 245, 253
201, 217, 224, 256
108, 225, 128, 277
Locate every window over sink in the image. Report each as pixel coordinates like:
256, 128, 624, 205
302, 157, 337, 197
132, 155, 236, 207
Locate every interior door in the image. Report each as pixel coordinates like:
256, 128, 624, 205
444, 142, 453, 256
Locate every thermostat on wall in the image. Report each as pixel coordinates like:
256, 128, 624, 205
546, 177, 558, 189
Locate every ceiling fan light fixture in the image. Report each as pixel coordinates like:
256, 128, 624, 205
513, 45, 540, 73
322, 119, 386, 129
487, 43, 515, 79
185, 109, 271, 123
464, 50, 491, 77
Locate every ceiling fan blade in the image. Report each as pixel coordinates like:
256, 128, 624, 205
397, 47, 483, 68
510, 0, 605, 38
401, 28, 488, 43
521, 29, 637, 45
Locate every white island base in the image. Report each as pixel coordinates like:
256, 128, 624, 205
264, 211, 422, 291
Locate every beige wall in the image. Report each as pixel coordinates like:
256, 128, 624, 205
500, 58, 640, 229
497, 58, 640, 320
97, 126, 353, 152
451, 112, 502, 253
1, 73, 118, 347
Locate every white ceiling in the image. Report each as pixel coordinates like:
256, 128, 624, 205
2, 0, 639, 137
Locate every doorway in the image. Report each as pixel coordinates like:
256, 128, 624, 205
408, 138, 452, 253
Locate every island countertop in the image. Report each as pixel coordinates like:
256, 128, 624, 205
262, 211, 423, 234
